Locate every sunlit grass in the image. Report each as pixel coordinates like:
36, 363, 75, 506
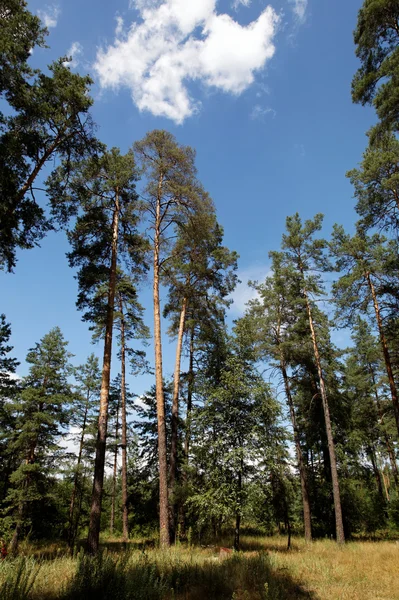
0, 535, 398, 599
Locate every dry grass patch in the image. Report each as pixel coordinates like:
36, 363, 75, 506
241, 536, 399, 600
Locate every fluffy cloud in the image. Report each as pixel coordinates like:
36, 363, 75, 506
94, 0, 279, 123
289, 0, 308, 22
63, 42, 83, 68
37, 4, 60, 28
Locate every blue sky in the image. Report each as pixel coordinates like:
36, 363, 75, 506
1, 0, 375, 395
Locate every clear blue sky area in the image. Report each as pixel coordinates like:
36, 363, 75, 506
1, 0, 375, 396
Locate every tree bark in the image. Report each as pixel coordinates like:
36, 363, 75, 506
119, 296, 129, 542
110, 396, 120, 534
184, 327, 195, 467
304, 292, 345, 544
153, 173, 170, 548
366, 272, 399, 437
87, 192, 119, 554
169, 296, 188, 541
279, 353, 312, 542
368, 445, 386, 502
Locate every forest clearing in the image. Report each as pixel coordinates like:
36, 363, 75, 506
2, 0, 399, 598
1, 534, 398, 600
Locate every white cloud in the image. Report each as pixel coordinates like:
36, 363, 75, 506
37, 4, 60, 29
250, 104, 276, 120
232, 0, 251, 9
289, 0, 308, 23
94, 0, 279, 123
63, 42, 83, 68
230, 264, 270, 315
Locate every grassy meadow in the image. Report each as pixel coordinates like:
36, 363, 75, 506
0, 534, 398, 600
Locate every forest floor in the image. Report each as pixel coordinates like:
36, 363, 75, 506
0, 534, 398, 599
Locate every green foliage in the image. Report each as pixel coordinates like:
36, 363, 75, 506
347, 132, 399, 234
5, 327, 73, 543
1, 41, 96, 271
352, 0, 399, 136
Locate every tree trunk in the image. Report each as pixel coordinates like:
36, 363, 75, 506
68, 396, 89, 549
369, 365, 399, 486
184, 327, 195, 467
110, 396, 120, 534
368, 445, 386, 502
304, 292, 345, 544
87, 193, 120, 554
119, 296, 129, 542
366, 273, 399, 437
280, 354, 312, 542
169, 296, 188, 541
153, 174, 170, 548
234, 513, 241, 552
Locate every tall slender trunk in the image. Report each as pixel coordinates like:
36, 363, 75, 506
68, 395, 90, 549
234, 467, 242, 551
279, 353, 312, 542
119, 296, 129, 542
110, 396, 120, 534
154, 174, 170, 548
366, 273, 399, 437
169, 296, 188, 540
369, 365, 399, 486
87, 193, 120, 554
304, 291, 345, 544
368, 445, 385, 502
184, 327, 195, 466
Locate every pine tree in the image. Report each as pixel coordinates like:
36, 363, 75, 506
7, 327, 73, 553
347, 132, 399, 234
163, 210, 238, 538
50, 147, 146, 553
68, 354, 101, 549
352, 0, 399, 137
331, 226, 399, 437
134, 130, 205, 547
243, 253, 313, 542
0, 315, 19, 508
280, 213, 345, 543
1, 4, 97, 272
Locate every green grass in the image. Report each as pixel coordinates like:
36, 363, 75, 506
0, 535, 398, 600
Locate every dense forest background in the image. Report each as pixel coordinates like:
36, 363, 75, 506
1, 0, 399, 561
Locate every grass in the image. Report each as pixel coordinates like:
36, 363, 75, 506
0, 535, 398, 600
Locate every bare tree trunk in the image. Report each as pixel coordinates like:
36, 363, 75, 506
154, 174, 170, 548
367, 273, 399, 437
304, 292, 345, 544
119, 296, 129, 542
110, 396, 120, 534
369, 365, 399, 486
184, 327, 195, 467
280, 354, 312, 542
68, 396, 89, 549
169, 296, 188, 541
87, 193, 119, 554
234, 468, 242, 551
368, 445, 386, 502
